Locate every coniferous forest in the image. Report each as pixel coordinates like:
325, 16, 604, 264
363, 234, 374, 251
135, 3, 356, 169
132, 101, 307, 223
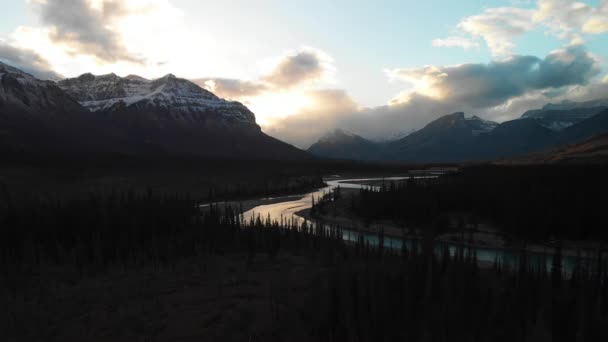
348, 164, 608, 241
2, 182, 608, 341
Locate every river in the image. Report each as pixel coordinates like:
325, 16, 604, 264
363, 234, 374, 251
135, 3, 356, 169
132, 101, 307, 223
239, 175, 582, 274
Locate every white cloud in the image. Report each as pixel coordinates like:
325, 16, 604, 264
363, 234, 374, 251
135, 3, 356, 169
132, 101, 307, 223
535, 0, 608, 42
431, 36, 480, 49
435, 1, 608, 55
458, 7, 536, 56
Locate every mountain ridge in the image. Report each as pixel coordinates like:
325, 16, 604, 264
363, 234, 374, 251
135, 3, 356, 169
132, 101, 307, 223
308, 106, 608, 162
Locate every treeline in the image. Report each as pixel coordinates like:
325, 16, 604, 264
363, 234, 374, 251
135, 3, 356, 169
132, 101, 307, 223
349, 165, 608, 241
0, 191, 340, 277
2, 191, 608, 340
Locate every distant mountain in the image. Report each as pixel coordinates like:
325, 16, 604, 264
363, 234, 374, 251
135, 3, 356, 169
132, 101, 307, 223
309, 107, 608, 163
383, 113, 497, 161
307, 129, 382, 160
0, 62, 308, 160
520, 99, 608, 131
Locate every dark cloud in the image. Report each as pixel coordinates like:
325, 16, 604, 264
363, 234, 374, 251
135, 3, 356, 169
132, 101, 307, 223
0, 42, 62, 80
536, 45, 601, 88
36, 0, 143, 64
263, 49, 331, 88
193, 78, 268, 99
388, 45, 600, 108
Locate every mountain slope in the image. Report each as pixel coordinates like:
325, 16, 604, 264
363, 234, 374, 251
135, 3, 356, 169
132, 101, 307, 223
475, 118, 554, 160
556, 109, 608, 146
1, 61, 83, 115
500, 133, 608, 164
307, 129, 382, 160
0, 62, 131, 155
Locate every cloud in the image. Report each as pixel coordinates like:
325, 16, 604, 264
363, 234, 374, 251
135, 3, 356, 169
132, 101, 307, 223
458, 7, 536, 56
0, 41, 62, 80
387, 45, 600, 108
193, 78, 268, 99
432, 36, 479, 49
265, 45, 604, 148
262, 48, 334, 88
32, 0, 146, 64
440, 1, 608, 54
535, 0, 608, 42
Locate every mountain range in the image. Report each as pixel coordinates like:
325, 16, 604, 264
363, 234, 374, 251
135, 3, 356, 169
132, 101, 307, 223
3, 60, 608, 164
308, 104, 608, 163
0, 62, 307, 160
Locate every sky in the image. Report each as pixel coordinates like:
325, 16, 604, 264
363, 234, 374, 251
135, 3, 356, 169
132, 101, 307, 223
1, 0, 608, 148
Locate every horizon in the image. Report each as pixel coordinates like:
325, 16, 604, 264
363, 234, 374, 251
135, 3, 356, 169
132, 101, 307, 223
2, 0, 608, 148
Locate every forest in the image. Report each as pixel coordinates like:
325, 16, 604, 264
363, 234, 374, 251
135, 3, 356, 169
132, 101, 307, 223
1, 188, 608, 341
342, 164, 608, 242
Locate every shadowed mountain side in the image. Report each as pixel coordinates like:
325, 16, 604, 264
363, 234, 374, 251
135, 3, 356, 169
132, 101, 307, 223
499, 132, 608, 164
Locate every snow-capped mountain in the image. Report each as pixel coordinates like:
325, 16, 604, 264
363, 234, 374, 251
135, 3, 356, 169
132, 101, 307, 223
520, 100, 608, 131
58, 72, 259, 130
0, 62, 308, 159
